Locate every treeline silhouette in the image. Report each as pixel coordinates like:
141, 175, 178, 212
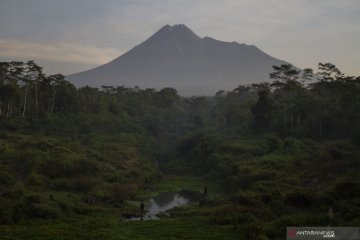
1, 61, 359, 140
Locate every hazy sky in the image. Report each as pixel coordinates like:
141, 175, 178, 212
0, 0, 359, 76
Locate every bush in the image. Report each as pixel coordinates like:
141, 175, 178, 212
110, 183, 138, 203
69, 176, 98, 193
0, 170, 14, 186
25, 203, 60, 219
12, 203, 25, 223
337, 200, 360, 221
284, 189, 314, 207
265, 135, 283, 152
332, 181, 360, 199
0, 201, 14, 224
230, 192, 259, 207
28, 173, 45, 185
283, 138, 307, 153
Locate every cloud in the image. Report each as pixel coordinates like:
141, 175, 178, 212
0, 39, 121, 65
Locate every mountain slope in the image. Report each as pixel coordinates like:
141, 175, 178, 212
67, 24, 288, 96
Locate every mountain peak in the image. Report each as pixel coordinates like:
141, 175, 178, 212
170, 24, 192, 31
68, 24, 288, 96
159, 24, 192, 31
154, 24, 200, 39
142, 24, 202, 52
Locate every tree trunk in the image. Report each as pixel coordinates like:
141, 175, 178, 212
51, 89, 57, 113
89, 100, 92, 113
5, 100, 11, 119
321, 102, 326, 138
22, 88, 28, 117
35, 86, 38, 113
5, 100, 12, 120
16, 170, 24, 186
290, 109, 294, 133
9, 100, 12, 117
284, 102, 287, 136
297, 112, 301, 131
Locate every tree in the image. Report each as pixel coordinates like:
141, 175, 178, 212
78, 86, 101, 113
269, 64, 300, 88
252, 90, 274, 132
47, 74, 66, 114
309, 63, 345, 138
317, 62, 343, 82
301, 68, 314, 85
269, 64, 301, 136
25, 61, 45, 115
5, 62, 24, 118
156, 87, 179, 109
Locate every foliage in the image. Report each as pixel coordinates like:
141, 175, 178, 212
0, 60, 359, 239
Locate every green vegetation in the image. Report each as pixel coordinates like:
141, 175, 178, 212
0, 61, 359, 239
0, 212, 239, 240
136, 175, 223, 200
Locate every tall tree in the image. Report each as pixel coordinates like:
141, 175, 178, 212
317, 62, 344, 82
310, 63, 344, 138
252, 90, 274, 132
269, 64, 301, 136
26, 61, 45, 114
47, 74, 66, 114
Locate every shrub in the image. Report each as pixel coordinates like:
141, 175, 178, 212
110, 183, 138, 203
69, 176, 97, 193
284, 189, 313, 207
0, 170, 14, 186
25, 203, 60, 219
332, 181, 360, 199
230, 192, 259, 207
265, 135, 283, 152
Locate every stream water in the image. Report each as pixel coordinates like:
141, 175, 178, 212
128, 190, 203, 221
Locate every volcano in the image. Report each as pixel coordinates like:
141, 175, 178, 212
67, 24, 288, 96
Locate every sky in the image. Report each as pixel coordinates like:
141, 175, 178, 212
0, 0, 359, 76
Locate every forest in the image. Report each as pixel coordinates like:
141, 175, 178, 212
0, 61, 359, 239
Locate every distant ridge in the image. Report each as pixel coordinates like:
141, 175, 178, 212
67, 24, 288, 96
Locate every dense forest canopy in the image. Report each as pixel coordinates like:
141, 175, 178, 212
1, 60, 359, 139
0, 60, 359, 239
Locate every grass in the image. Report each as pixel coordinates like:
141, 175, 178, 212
135, 174, 224, 200
0, 174, 238, 240
0, 209, 239, 240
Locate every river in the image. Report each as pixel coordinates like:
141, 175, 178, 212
129, 190, 203, 220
